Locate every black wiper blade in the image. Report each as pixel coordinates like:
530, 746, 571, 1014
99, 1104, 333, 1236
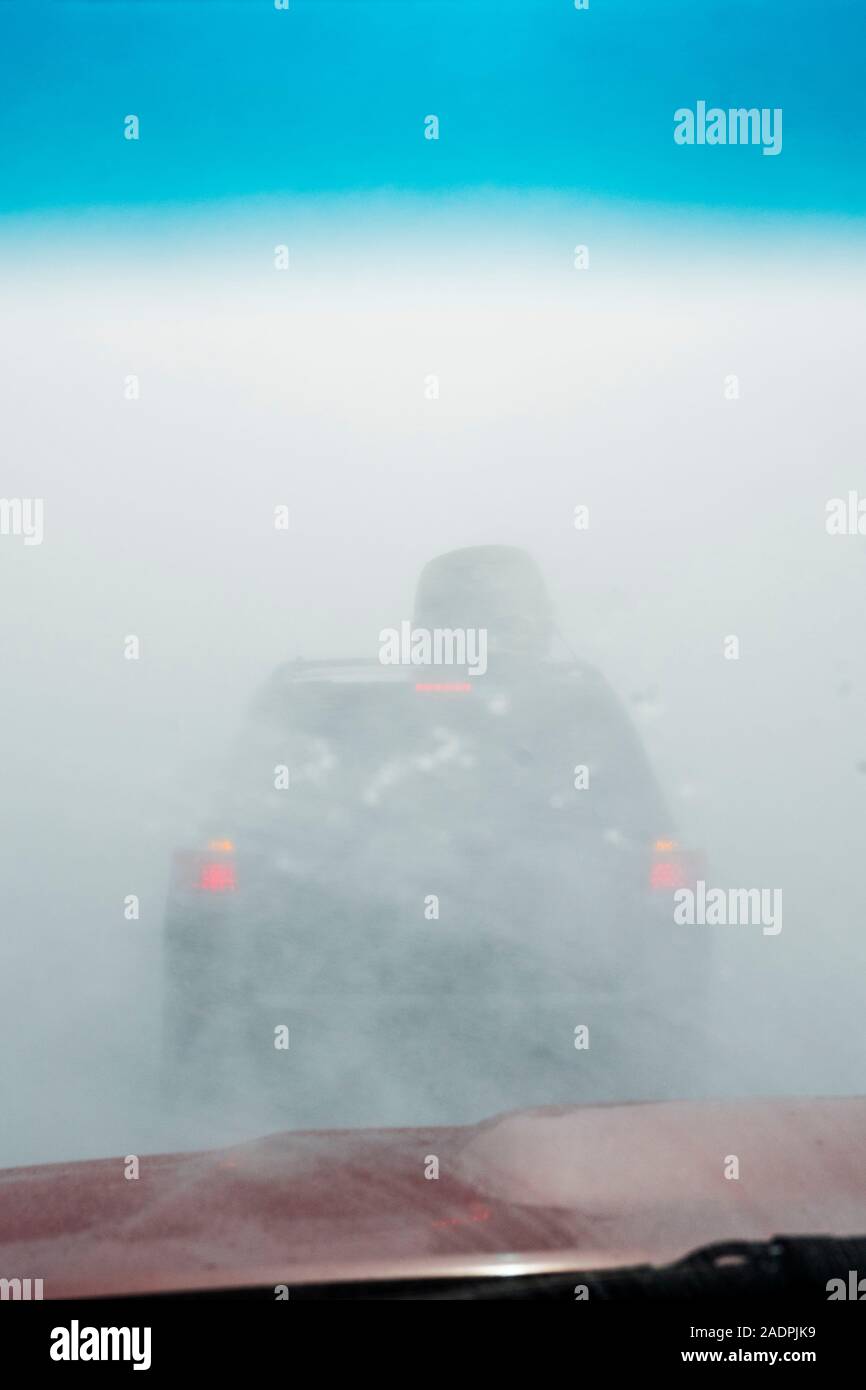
389, 1234, 866, 1301
88, 1235, 866, 1302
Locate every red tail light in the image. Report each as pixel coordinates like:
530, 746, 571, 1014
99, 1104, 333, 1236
198, 860, 236, 893
649, 840, 705, 891
650, 857, 688, 890
172, 842, 237, 894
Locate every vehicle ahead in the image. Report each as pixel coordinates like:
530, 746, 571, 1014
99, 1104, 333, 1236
162, 548, 709, 1124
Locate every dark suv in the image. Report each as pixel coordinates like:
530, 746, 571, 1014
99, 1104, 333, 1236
162, 550, 709, 1125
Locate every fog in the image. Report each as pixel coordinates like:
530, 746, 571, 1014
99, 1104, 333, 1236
2, 200, 865, 1166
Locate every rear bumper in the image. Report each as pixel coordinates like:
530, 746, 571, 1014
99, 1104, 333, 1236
162, 885, 712, 1058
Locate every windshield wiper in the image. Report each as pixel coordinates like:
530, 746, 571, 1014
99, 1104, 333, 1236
384, 1235, 866, 1301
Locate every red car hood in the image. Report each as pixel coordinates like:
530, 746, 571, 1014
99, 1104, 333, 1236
2, 1096, 865, 1298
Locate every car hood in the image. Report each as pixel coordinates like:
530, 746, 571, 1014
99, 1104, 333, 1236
2, 1096, 865, 1298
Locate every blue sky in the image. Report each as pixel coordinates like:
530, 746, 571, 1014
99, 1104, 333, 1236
0, 0, 864, 219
